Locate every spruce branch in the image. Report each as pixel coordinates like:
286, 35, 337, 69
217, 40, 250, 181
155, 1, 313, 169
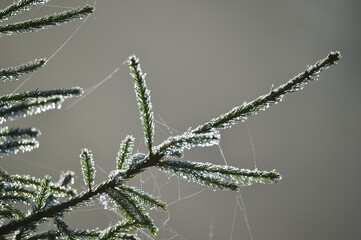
0, 5, 94, 35
98, 220, 141, 240
6, 173, 77, 197
34, 176, 51, 212
115, 188, 157, 235
193, 51, 342, 133
0, 0, 49, 22
106, 188, 140, 222
117, 185, 167, 211
0, 202, 25, 220
0, 183, 33, 204
0, 52, 341, 238
54, 217, 76, 240
117, 135, 135, 170
154, 130, 221, 159
125, 153, 148, 173
0, 127, 40, 156
0, 95, 64, 124
0, 59, 46, 82
157, 162, 239, 191
0, 127, 40, 139
0, 178, 112, 236
0, 87, 83, 104
0, 182, 36, 199
80, 148, 96, 192
159, 160, 281, 186
127, 55, 155, 155
0, 139, 39, 156
106, 187, 158, 235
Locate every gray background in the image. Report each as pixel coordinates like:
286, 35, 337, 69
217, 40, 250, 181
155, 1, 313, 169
1, 0, 361, 239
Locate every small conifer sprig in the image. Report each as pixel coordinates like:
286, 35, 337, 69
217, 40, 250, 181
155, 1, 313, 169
0, 127, 40, 156
155, 130, 221, 159
0, 89, 80, 153
98, 220, 142, 240
106, 187, 158, 235
0, 95, 64, 124
0, 168, 77, 197
0, 137, 39, 155
127, 55, 155, 154
80, 148, 96, 192
0, 5, 94, 35
0, 59, 46, 82
0, 182, 34, 204
117, 135, 135, 170
0, 0, 49, 22
34, 176, 51, 212
0, 127, 40, 139
158, 160, 281, 190
193, 51, 341, 134
0, 87, 83, 105
117, 185, 167, 211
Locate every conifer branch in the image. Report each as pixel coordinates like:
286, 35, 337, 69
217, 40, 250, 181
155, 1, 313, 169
0, 95, 64, 124
0, 179, 112, 236
117, 135, 135, 170
0, 183, 33, 204
0, 5, 94, 35
157, 162, 239, 191
34, 176, 51, 212
159, 160, 281, 186
115, 188, 157, 235
154, 130, 220, 159
106, 188, 140, 222
54, 217, 76, 240
98, 220, 141, 240
0, 127, 40, 139
193, 51, 342, 133
106, 187, 157, 235
0, 59, 46, 82
80, 148, 96, 192
125, 153, 148, 173
0, 127, 40, 155
117, 185, 167, 211
0, 0, 49, 22
0, 202, 25, 220
0, 183, 36, 198
7, 173, 77, 197
0, 87, 83, 105
127, 55, 155, 155
0, 139, 39, 156
0, 52, 341, 238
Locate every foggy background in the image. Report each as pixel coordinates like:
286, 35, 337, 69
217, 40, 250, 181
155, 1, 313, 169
1, 0, 360, 239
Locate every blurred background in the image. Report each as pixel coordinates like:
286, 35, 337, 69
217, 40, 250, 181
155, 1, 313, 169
1, 0, 360, 239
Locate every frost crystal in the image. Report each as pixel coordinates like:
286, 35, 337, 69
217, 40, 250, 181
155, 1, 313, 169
99, 194, 110, 210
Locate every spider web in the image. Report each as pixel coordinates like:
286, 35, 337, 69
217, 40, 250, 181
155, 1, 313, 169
1, 1, 262, 239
